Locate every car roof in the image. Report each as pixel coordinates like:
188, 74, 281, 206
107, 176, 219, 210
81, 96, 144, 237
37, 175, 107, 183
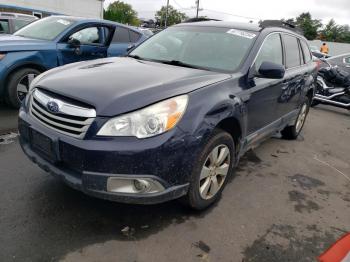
0, 12, 37, 20
175, 20, 304, 37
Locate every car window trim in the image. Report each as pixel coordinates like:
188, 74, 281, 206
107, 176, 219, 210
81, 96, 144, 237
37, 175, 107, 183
250, 32, 284, 71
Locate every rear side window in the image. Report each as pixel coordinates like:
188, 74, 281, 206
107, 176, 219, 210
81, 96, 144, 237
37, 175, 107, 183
0, 19, 9, 33
130, 30, 141, 43
13, 19, 31, 32
300, 40, 312, 63
255, 33, 283, 71
283, 35, 301, 68
112, 27, 130, 43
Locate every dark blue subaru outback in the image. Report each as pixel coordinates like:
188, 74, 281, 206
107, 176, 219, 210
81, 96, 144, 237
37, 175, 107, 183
19, 21, 316, 210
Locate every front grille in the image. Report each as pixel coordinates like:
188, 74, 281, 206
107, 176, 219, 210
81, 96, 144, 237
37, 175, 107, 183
29, 89, 96, 139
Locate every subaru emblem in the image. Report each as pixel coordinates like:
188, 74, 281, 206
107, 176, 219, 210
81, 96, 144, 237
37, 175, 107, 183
47, 101, 60, 113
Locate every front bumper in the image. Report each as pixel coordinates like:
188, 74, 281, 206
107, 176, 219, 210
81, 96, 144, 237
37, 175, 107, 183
18, 109, 198, 204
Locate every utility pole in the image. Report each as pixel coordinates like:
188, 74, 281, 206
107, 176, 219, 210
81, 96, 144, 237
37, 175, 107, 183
196, 0, 200, 18
165, 0, 169, 28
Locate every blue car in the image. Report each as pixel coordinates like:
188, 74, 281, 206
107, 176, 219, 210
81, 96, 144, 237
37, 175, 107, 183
19, 21, 316, 210
0, 16, 148, 108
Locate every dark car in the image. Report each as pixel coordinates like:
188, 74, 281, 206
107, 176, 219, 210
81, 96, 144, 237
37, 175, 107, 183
0, 12, 37, 34
323, 53, 350, 73
0, 16, 148, 108
19, 21, 316, 210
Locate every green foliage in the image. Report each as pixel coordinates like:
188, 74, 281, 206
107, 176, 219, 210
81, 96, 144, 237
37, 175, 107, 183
295, 12, 322, 40
155, 5, 188, 27
282, 13, 350, 43
104, 1, 139, 26
320, 19, 350, 43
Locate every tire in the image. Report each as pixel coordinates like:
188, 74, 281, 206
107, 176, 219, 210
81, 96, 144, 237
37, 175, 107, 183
5, 68, 40, 108
183, 129, 236, 210
281, 98, 310, 140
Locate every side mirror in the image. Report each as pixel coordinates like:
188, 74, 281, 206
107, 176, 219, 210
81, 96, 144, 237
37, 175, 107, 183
258, 61, 285, 79
68, 37, 81, 47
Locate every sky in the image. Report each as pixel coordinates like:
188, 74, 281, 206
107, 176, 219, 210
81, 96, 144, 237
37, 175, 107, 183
104, 0, 350, 26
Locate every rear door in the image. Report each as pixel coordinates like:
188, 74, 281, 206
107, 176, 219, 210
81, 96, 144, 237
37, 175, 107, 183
57, 25, 110, 65
107, 26, 142, 57
277, 34, 304, 117
246, 33, 285, 134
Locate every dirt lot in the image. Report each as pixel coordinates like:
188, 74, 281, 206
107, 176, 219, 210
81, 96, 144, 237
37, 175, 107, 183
0, 105, 349, 262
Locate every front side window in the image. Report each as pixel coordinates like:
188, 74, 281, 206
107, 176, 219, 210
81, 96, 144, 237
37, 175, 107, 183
283, 35, 301, 68
14, 17, 74, 40
0, 19, 9, 33
255, 33, 283, 71
130, 26, 258, 72
13, 19, 32, 32
69, 27, 100, 45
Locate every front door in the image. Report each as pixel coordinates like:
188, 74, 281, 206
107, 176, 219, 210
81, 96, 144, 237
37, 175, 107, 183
57, 26, 109, 65
245, 33, 285, 134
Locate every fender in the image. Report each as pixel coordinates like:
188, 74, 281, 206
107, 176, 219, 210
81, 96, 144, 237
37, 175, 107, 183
177, 77, 246, 162
0, 50, 57, 95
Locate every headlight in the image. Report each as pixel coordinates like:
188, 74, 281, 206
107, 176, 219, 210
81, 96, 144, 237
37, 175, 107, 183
97, 95, 188, 138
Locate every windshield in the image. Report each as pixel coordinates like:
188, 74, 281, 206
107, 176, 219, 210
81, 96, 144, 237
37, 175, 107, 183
14, 17, 75, 41
130, 26, 258, 72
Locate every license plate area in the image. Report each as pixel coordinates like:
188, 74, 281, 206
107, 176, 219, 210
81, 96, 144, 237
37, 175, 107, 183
30, 129, 56, 162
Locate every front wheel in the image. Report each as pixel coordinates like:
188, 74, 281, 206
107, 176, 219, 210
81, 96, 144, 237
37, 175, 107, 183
183, 129, 236, 210
6, 68, 40, 108
281, 99, 310, 140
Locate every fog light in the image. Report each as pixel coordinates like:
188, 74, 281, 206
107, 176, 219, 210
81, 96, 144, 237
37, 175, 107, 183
107, 177, 165, 194
134, 179, 151, 192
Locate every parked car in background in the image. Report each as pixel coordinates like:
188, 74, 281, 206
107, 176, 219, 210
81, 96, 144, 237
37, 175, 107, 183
0, 12, 37, 34
323, 53, 350, 73
0, 16, 148, 108
19, 20, 316, 210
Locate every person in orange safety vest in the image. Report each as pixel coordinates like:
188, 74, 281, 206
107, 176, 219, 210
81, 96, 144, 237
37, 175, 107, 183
320, 43, 329, 54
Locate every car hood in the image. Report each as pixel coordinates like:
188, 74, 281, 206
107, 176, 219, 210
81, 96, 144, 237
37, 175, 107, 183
36, 57, 231, 116
0, 34, 53, 52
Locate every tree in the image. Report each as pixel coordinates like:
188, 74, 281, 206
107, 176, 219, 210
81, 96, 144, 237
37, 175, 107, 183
295, 12, 322, 40
155, 5, 187, 27
320, 19, 345, 42
104, 1, 139, 26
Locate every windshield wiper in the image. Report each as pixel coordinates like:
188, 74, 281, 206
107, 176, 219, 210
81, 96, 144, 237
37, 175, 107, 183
157, 60, 203, 70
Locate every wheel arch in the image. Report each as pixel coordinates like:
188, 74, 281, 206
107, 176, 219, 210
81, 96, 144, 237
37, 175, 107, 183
4, 62, 47, 87
215, 117, 242, 150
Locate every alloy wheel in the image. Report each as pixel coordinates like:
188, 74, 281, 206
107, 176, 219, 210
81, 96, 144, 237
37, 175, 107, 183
199, 144, 231, 200
16, 73, 37, 102
296, 103, 308, 133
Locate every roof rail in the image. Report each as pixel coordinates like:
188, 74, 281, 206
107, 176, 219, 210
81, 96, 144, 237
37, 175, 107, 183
184, 17, 221, 23
260, 20, 303, 35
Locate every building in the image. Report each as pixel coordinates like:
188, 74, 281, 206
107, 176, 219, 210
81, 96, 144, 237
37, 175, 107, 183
0, 0, 104, 19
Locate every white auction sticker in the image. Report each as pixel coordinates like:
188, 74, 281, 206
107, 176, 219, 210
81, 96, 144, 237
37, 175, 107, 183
226, 29, 256, 39
57, 19, 71, 26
